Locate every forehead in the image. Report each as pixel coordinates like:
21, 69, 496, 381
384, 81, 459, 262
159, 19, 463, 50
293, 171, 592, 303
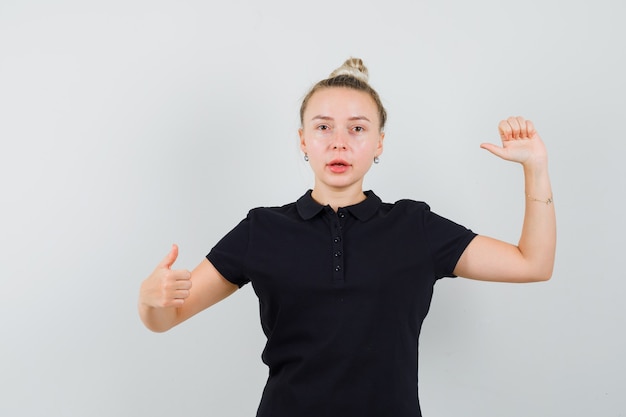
304, 87, 378, 120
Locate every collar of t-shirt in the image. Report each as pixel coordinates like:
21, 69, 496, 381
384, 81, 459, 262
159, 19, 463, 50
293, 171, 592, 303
296, 189, 382, 221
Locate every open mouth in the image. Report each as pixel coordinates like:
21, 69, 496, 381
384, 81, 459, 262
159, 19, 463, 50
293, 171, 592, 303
328, 159, 350, 173
329, 159, 349, 167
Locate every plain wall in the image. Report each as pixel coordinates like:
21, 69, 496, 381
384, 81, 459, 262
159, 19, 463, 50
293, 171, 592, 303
1, 0, 624, 416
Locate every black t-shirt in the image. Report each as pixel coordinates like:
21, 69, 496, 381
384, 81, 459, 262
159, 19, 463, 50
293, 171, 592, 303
207, 190, 477, 417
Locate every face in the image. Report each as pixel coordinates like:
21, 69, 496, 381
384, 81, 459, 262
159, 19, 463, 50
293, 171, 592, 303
299, 87, 384, 196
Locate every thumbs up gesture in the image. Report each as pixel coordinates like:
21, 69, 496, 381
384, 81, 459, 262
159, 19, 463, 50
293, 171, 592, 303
139, 244, 192, 308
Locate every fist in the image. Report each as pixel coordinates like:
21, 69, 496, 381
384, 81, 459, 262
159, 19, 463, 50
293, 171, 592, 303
140, 244, 192, 308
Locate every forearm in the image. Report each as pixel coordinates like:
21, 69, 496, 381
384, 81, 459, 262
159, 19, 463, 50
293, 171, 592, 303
517, 161, 556, 280
458, 117, 556, 283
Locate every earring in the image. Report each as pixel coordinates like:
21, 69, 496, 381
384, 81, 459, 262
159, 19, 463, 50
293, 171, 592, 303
304, 154, 309, 162
373, 156, 380, 164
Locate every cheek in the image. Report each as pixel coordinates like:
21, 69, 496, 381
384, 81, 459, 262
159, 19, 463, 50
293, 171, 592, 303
303, 141, 326, 159
305, 134, 331, 150
355, 137, 380, 152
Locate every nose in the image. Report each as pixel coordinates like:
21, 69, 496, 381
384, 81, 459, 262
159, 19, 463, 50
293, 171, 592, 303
331, 130, 348, 150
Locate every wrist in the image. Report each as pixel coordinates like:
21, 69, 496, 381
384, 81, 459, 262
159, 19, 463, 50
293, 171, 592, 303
522, 158, 549, 179
526, 193, 553, 205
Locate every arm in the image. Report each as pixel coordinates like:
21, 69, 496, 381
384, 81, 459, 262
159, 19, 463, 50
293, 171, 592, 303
454, 116, 556, 283
138, 244, 238, 332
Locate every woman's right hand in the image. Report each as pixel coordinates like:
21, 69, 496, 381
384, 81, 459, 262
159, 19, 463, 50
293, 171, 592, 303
139, 244, 192, 309
138, 245, 238, 332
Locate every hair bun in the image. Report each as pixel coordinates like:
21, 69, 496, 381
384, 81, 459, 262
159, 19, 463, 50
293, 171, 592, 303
329, 57, 369, 83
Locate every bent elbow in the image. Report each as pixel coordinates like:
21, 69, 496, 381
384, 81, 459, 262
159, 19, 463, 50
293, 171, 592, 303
532, 273, 552, 282
144, 323, 173, 333
524, 266, 554, 283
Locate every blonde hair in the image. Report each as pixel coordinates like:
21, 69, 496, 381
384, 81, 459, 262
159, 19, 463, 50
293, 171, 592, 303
299, 58, 387, 131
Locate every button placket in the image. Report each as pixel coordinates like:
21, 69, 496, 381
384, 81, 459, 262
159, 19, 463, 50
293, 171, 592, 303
332, 209, 347, 281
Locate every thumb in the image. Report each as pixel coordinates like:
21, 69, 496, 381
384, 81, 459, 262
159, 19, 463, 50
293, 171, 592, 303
480, 142, 507, 159
159, 244, 179, 269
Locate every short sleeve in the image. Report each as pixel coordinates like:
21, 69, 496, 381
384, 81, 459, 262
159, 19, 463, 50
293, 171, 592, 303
422, 205, 477, 279
206, 215, 251, 288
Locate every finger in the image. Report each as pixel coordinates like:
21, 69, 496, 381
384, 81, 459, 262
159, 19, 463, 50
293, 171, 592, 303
172, 269, 192, 282
515, 116, 529, 138
507, 116, 521, 139
159, 244, 179, 269
161, 272, 191, 300
173, 289, 191, 300
480, 142, 507, 159
173, 275, 192, 290
498, 120, 512, 141
525, 119, 536, 138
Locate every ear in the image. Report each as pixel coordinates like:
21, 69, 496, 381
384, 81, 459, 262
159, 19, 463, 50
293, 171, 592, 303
299, 128, 307, 153
376, 131, 385, 157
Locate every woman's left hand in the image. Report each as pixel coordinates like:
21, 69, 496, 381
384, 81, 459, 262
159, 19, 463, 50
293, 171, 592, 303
480, 116, 548, 168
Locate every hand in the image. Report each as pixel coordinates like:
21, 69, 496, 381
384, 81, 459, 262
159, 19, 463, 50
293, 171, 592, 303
480, 116, 548, 168
139, 244, 192, 308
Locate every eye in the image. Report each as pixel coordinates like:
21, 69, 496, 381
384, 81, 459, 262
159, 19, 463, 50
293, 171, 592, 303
352, 126, 364, 133
317, 124, 330, 131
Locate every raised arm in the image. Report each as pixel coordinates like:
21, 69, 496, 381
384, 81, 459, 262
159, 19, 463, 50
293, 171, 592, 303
454, 116, 556, 283
138, 244, 238, 332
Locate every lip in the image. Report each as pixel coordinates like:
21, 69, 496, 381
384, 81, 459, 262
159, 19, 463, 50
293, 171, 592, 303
327, 158, 351, 174
327, 158, 351, 167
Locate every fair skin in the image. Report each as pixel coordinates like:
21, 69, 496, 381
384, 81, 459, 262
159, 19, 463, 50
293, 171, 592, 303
138, 86, 555, 332
298, 88, 384, 210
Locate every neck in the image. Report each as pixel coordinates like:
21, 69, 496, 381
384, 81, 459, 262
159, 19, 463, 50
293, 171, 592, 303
311, 187, 367, 211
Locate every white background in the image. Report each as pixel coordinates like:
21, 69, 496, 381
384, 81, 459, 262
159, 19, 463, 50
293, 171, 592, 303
1, 0, 624, 416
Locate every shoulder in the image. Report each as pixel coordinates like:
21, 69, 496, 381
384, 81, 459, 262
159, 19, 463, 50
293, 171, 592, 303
246, 201, 300, 221
378, 198, 466, 231
379, 198, 431, 217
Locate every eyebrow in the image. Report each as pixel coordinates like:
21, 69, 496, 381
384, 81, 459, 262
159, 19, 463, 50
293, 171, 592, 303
310, 115, 371, 122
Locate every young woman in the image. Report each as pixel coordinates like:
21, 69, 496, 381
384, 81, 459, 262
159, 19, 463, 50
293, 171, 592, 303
138, 58, 556, 417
